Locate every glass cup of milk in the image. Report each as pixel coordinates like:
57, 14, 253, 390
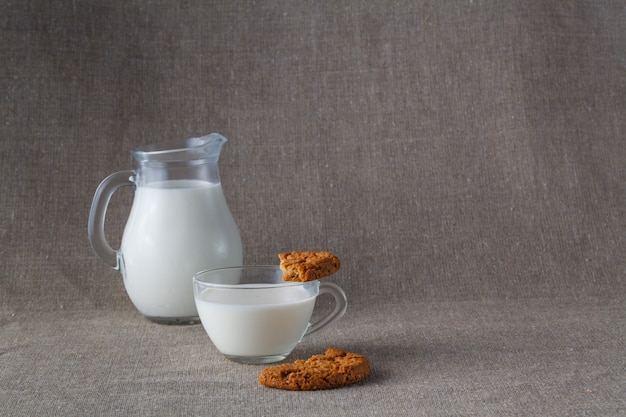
193, 266, 347, 364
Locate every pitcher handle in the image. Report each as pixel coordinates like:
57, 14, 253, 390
87, 170, 135, 270
303, 282, 348, 338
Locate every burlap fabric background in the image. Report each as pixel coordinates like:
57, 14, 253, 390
1, 1, 624, 415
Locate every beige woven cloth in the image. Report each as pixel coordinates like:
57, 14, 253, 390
1, 1, 624, 415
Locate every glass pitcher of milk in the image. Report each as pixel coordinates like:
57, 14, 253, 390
88, 133, 243, 324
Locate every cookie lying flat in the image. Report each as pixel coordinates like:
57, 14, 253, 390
279, 251, 341, 282
258, 347, 370, 390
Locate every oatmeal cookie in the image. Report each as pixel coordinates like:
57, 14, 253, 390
258, 347, 370, 390
278, 251, 341, 282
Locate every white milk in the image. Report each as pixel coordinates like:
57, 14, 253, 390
120, 180, 243, 319
196, 285, 316, 357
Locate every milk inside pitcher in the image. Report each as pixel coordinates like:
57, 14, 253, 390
88, 133, 243, 324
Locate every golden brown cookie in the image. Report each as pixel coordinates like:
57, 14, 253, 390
258, 347, 370, 390
278, 251, 341, 282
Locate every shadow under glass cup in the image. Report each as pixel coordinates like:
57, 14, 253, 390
193, 266, 347, 364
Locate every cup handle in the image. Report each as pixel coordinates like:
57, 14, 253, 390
87, 170, 135, 270
302, 282, 348, 338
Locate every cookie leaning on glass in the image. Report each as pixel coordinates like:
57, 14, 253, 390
278, 251, 341, 282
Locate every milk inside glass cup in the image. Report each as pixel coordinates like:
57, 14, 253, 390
88, 134, 243, 324
193, 266, 347, 364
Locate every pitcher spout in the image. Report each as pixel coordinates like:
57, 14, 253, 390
194, 133, 228, 160
132, 133, 227, 162
131, 133, 229, 185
